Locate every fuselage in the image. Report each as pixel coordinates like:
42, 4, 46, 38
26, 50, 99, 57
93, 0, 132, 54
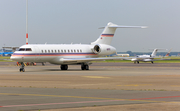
11, 44, 116, 65
131, 55, 154, 62
10, 22, 145, 71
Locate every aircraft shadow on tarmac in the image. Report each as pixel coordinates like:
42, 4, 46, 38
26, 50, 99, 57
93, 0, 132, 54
22, 68, 107, 72
42, 69, 107, 72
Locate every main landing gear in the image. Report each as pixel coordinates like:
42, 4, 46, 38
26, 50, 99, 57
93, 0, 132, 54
19, 62, 25, 72
81, 64, 89, 70
60, 64, 89, 70
60, 65, 68, 70
134, 61, 139, 64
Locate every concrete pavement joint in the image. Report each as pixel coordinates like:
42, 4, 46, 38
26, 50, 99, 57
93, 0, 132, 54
0, 92, 172, 107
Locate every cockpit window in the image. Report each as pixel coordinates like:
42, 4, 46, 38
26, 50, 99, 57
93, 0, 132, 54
18, 48, 32, 51
19, 48, 25, 51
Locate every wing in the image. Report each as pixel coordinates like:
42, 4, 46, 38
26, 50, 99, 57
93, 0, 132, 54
60, 57, 153, 64
152, 58, 171, 61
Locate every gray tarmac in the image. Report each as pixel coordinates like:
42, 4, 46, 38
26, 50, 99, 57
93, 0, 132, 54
0, 62, 180, 111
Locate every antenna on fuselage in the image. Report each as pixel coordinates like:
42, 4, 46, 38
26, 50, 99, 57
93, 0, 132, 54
26, 0, 28, 45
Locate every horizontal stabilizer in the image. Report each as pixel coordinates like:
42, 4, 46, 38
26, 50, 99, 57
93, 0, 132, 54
99, 26, 147, 29
109, 26, 147, 28
99, 22, 147, 29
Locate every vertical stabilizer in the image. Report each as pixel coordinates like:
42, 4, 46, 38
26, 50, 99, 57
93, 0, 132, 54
165, 48, 172, 56
91, 22, 119, 45
151, 49, 158, 57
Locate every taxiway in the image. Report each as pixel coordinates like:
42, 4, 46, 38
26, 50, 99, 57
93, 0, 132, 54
0, 62, 180, 111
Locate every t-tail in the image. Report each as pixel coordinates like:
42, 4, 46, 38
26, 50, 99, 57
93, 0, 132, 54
151, 49, 158, 57
91, 22, 147, 45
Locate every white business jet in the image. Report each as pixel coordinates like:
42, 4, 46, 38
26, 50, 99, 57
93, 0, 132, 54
131, 48, 167, 64
11, 22, 146, 72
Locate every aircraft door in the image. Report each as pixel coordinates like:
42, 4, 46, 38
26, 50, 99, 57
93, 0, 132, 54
34, 46, 40, 61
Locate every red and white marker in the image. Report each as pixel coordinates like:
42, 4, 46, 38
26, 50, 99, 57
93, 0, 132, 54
26, 0, 28, 45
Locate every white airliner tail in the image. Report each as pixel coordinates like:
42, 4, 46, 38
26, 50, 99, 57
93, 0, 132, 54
165, 48, 172, 57
91, 22, 147, 45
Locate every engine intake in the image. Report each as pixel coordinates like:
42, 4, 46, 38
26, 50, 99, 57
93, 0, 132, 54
92, 44, 116, 56
93, 45, 101, 54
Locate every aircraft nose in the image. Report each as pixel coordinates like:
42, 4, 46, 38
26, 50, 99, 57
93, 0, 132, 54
10, 56, 16, 61
10, 56, 21, 61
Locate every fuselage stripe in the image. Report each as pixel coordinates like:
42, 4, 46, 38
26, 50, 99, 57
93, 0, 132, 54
101, 34, 114, 37
11, 53, 97, 57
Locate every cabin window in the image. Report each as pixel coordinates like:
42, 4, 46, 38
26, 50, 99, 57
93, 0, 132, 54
74, 50, 76, 53
51, 50, 53, 53
48, 50, 50, 53
55, 50, 56, 53
58, 50, 60, 53
71, 50, 73, 53
41, 50, 43, 53
68, 50, 70, 53
80, 50, 82, 52
64, 50, 66, 53
61, 50, 63, 53
45, 50, 47, 53
77, 50, 79, 53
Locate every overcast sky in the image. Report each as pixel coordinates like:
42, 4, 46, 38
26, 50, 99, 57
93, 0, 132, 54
0, 0, 180, 52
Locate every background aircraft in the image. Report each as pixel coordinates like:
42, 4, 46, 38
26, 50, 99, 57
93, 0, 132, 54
127, 48, 170, 64
0, 49, 13, 56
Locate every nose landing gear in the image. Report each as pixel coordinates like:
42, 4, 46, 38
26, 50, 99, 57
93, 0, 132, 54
19, 62, 25, 72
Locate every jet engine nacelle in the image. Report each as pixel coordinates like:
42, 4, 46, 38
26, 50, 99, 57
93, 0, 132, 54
92, 44, 116, 56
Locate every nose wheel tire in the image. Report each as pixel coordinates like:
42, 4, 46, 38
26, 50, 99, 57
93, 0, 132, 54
19, 68, 25, 72
19, 62, 25, 72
